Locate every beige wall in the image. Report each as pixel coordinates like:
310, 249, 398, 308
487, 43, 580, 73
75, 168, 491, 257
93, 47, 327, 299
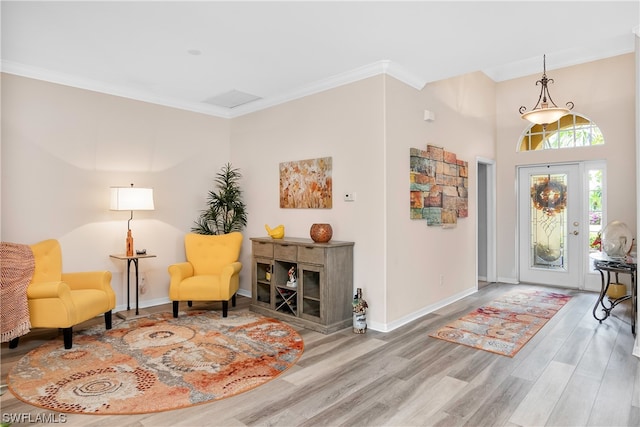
230, 72, 497, 330
383, 72, 496, 327
1, 73, 231, 309
230, 76, 388, 327
496, 53, 636, 284
634, 30, 640, 359
1, 52, 635, 330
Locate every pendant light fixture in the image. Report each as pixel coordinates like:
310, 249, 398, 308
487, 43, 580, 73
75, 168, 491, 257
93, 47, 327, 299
519, 55, 574, 127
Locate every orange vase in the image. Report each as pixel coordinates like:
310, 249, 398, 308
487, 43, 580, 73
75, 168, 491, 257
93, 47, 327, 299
310, 223, 333, 243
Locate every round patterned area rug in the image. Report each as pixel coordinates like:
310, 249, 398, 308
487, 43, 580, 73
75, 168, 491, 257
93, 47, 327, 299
8, 311, 304, 414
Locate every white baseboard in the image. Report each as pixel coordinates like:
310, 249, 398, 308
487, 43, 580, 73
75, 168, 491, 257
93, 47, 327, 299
114, 289, 252, 313
237, 288, 251, 298
115, 296, 170, 313
368, 287, 477, 332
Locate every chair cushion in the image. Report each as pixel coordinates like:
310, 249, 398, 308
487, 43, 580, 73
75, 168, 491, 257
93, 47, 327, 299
70, 289, 114, 323
29, 239, 63, 283
177, 275, 230, 301
185, 232, 242, 276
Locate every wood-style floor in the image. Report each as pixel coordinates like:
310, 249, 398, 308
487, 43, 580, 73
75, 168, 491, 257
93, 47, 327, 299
2, 282, 639, 426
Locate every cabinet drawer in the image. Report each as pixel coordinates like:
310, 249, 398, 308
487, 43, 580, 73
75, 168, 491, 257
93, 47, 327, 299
274, 243, 297, 261
252, 241, 273, 258
298, 245, 325, 265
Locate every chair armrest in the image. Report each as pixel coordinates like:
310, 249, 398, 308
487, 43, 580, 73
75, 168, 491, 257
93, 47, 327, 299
218, 262, 242, 297
168, 262, 194, 284
221, 262, 242, 281
27, 281, 72, 299
62, 271, 112, 292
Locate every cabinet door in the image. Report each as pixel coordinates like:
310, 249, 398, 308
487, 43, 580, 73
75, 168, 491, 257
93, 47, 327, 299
253, 258, 273, 307
299, 264, 323, 322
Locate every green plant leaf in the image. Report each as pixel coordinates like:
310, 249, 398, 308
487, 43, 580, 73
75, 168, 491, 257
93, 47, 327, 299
192, 163, 248, 235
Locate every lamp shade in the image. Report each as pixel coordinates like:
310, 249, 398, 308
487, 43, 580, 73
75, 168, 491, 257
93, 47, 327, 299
521, 106, 570, 126
519, 55, 573, 126
110, 187, 155, 211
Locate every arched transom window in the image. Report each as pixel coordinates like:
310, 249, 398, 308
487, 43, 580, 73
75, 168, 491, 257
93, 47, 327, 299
518, 113, 604, 151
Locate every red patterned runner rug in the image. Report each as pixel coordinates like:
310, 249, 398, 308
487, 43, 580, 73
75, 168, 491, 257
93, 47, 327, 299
8, 311, 303, 414
429, 289, 571, 357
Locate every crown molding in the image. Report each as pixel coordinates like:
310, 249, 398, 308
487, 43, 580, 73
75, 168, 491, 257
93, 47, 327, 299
382, 61, 427, 91
229, 60, 426, 117
1, 59, 426, 119
482, 42, 636, 82
1, 60, 233, 118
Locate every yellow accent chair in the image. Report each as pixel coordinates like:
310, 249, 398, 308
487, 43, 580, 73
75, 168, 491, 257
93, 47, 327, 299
9, 239, 115, 350
168, 232, 243, 318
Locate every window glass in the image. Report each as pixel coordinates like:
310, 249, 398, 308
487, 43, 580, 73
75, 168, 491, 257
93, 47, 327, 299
586, 162, 606, 273
518, 113, 604, 152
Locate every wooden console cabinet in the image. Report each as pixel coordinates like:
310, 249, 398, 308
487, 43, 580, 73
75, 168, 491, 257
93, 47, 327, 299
250, 237, 354, 334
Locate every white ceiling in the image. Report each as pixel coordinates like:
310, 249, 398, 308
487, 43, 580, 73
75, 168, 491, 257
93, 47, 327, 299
2, 1, 639, 118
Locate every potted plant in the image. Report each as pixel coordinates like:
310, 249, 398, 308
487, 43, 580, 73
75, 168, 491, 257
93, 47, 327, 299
192, 163, 248, 235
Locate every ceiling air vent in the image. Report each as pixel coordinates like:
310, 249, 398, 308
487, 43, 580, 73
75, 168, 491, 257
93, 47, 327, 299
204, 89, 262, 109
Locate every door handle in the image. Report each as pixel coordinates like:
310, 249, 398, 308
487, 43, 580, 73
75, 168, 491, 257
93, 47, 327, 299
572, 230, 579, 235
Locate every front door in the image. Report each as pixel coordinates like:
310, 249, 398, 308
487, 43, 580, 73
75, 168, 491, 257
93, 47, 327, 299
518, 164, 583, 288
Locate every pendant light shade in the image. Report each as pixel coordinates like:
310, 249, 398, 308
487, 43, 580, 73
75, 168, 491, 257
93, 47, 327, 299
519, 55, 574, 126
521, 107, 571, 126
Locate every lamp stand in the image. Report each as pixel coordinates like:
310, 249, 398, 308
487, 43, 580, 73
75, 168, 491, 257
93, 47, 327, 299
126, 229, 134, 256
126, 210, 134, 256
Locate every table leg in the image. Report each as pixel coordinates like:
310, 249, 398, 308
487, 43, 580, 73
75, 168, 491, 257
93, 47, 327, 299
632, 270, 637, 336
133, 258, 140, 315
593, 270, 608, 323
126, 259, 131, 311
593, 269, 613, 322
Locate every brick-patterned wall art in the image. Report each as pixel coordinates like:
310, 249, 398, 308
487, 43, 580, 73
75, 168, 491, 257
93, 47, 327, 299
410, 145, 468, 227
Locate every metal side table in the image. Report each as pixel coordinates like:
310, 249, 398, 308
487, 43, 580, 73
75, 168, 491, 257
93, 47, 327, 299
591, 252, 637, 336
110, 253, 156, 317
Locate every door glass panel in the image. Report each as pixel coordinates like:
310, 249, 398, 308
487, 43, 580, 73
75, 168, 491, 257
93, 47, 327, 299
588, 167, 604, 272
530, 173, 568, 270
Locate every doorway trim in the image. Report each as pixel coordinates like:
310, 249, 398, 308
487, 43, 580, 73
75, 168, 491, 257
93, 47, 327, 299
477, 157, 497, 284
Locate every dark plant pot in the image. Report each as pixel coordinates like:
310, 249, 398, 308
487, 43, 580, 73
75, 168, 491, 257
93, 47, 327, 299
310, 223, 333, 243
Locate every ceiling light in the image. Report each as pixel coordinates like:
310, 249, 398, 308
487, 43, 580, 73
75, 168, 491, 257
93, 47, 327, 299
519, 55, 574, 127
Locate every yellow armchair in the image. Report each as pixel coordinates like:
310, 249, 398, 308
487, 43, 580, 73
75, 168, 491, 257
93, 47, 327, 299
10, 239, 115, 349
168, 232, 243, 318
